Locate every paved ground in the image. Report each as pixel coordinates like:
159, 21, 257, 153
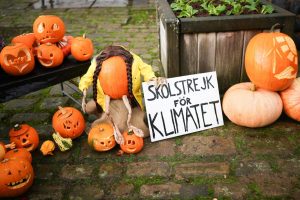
0, 0, 300, 199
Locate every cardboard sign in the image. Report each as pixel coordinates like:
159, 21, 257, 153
142, 72, 224, 142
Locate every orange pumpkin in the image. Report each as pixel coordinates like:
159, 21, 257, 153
9, 124, 39, 152
33, 15, 65, 44
52, 106, 85, 139
98, 56, 129, 99
120, 130, 144, 154
88, 123, 116, 151
37, 43, 64, 67
0, 142, 6, 161
11, 33, 37, 55
57, 35, 73, 57
280, 77, 300, 122
4, 148, 32, 163
0, 43, 35, 76
71, 34, 94, 61
245, 29, 298, 91
0, 158, 34, 198
222, 82, 283, 128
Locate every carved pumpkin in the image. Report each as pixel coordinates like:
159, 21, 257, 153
245, 29, 298, 91
98, 56, 129, 99
88, 123, 116, 151
56, 35, 73, 57
40, 140, 55, 156
33, 15, 65, 44
11, 33, 37, 55
120, 130, 144, 154
9, 124, 39, 152
71, 34, 94, 61
4, 148, 32, 163
280, 77, 300, 122
222, 82, 283, 128
37, 43, 64, 68
0, 158, 34, 198
0, 142, 6, 161
52, 106, 85, 139
0, 43, 35, 76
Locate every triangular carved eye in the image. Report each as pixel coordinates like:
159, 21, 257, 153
52, 23, 59, 31
38, 22, 45, 33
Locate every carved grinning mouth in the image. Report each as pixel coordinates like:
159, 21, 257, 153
23, 143, 34, 151
38, 58, 53, 67
40, 36, 57, 43
6, 174, 31, 189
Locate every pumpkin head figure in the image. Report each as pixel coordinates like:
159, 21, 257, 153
0, 158, 34, 198
0, 43, 35, 76
37, 43, 64, 68
33, 15, 65, 44
88, 123, 116, 151
9, 124, 39, 152
52, 106, 85, 139
71, 34, 94, 61
11, 33, 37, 55
120, 130, 144, 154
4, 148, 32, 163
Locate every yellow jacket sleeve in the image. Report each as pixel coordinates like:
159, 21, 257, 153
78, 58, 97, 92
132, 53, 156, 81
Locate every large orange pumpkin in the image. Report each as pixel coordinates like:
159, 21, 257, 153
33, 15, 65, 44
0, 142, 6, 161
98, 56, 129, 99
52, 106, 85, 139
71, 34, 94, 61
245, 30, 298, 91
4, 148, 32, 163
9, 124, 39, 152
0, 43, 35, 76
37, 43, 64, 68
11, 33, 37, 55
120, 130, 144, 154
88, 123, 116, 151
280, 77, 300, 122
222, 82, 283, 128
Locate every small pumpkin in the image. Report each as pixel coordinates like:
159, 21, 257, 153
245, 25, 298, 91
52, 106, 85, 139
222, 82, 283, 128
4, 148, 32, 163
37, 43, 64, 68
280, 77, 300, 122
33, 15, 65, 44
11, 33, 37, 55
40, 140, 55, 155
56, 35, 73, 57
120, 130, 144, 154
0, 43, 35, 76
9, 124, 39, 152
98, 56, 129, 99
88, 123, 116, 152
71, 34, 94, 61
0, 158, 34, 198
52, 132, 72, 152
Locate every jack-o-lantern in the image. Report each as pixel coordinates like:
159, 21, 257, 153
0, 158, 34, 198
4, 148, 32, 163
120, 130, 144, 154
52, 106, 85, 139
57, 35, 73, 57
71, 34, 94, 61
88, 123, 116, 151
33, 15, 65, 44
11, 33, 37, 55
0, 43, 35, 76
0, 142, 6, 161
37, 43, 64, 68
9, 124, 39, 152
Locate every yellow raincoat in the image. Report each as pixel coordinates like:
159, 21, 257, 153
79, 50, 155, 111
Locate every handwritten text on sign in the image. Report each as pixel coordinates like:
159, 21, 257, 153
142, 72, 224, 142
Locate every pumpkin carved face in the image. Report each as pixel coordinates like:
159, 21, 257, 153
37, 43, 64, 68
71, 34, 94, 61
33, 15, 65, 44
52, 106, 85, 139
4, 148, 32, 163
120, 131, 144, 154
9, 124, 39, 152
0, 43, 35, 76
0, 158, 34, 198
88, 123, 116, 151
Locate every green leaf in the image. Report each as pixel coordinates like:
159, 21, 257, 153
261, 4, 274, 14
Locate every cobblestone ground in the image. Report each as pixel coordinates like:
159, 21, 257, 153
1, 1, 300, 200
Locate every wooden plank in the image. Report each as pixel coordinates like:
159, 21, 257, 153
180, 34, 198, 75
215, 31, 244, 94
197, 32, 216, 73
159, 19, 168, 76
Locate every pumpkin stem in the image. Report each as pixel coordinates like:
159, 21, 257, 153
13, 124, 21, 131
270, 23, 281, 32
250, 83, 256, 91
83, 33, 86, 39
58, 106, 67, 115
127, 130, 134, 135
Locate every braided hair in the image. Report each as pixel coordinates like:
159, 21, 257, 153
92, 46, 137, 112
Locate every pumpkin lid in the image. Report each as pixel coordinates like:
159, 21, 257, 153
9, 124, 30, 137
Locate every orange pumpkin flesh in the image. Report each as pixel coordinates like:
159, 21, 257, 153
0, 158, 34, 198
4, 148, 32, 163
9, 124, 39, 152
0, 142, 6, 161
222, 82, 283, 128
88, 123, 116, 151
0, 43, 35, 76
71, 34, 94, 61
245, 31, 298, 91
57, 35, 73, 57
99, 56, 129, 99
37, 43, 64, 68
52, 106, 85, 139
120, 131, 144, 154
11, 33, 37, 55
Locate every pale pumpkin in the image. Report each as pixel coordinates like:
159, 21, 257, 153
280, 77, 300, 122
222, 82, 283, 128
40, 140, 55, 156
